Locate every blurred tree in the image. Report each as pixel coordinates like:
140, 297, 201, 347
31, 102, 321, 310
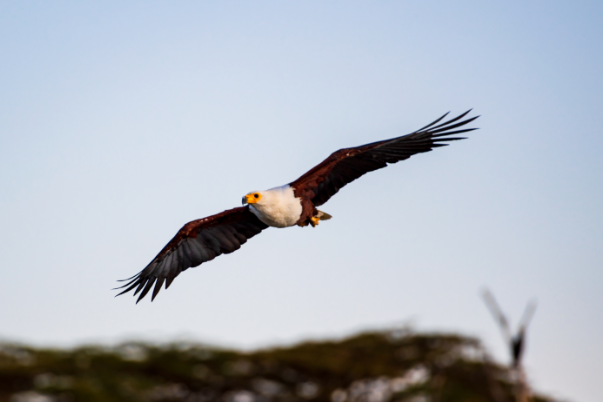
0, 329, 556, 402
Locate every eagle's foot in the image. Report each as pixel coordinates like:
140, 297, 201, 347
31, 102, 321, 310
310, 216, 320, 227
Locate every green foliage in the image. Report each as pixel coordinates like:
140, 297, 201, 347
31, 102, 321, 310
0, 330, 557, 402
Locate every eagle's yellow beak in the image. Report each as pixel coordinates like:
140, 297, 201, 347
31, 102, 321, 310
243, 193, 261, 205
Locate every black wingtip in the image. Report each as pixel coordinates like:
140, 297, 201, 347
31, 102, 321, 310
116, 273, 139, 282
417, 110, 479, 135
432, 128, 478, 139
430, 116, 479, 135
113, 280, 135, 291
151, 277, 165, 302
416, 111, 451, 132
113, 278, 141, 297
438, 137, 467, 141
134, 278, 156, 303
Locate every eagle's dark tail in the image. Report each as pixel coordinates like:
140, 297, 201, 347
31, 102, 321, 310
316, 210, 332, 221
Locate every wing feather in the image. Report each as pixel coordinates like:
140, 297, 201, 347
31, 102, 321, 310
152, 277, 165, 301
115, 206, 268, 302
290, 110, 478, 206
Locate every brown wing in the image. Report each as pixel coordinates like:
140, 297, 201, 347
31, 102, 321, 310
290, 110, 478, 206
115, 206, 268, 303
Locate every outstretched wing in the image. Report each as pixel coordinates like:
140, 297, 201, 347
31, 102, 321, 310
290, 110, 478, 206
115, 206, 268, 303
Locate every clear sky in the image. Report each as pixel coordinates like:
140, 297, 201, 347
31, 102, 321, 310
1, 1, 602, 401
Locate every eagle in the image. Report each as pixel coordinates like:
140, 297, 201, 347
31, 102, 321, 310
116, 110, 478, 302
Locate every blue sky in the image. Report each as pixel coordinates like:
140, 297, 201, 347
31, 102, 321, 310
1, 2, 602, 401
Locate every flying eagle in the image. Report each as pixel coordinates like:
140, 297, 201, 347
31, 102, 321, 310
116, 110, 478, 302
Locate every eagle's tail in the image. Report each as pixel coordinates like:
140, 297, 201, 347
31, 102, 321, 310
301, 210, 333, 227
316, 210, 332, 221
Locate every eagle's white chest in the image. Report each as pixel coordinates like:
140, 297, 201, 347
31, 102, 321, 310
249, 185, 303, 228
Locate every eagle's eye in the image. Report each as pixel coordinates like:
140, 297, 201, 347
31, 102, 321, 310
254, 194, 259, 198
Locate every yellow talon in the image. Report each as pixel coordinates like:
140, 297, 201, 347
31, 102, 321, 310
310, 216, 320, 227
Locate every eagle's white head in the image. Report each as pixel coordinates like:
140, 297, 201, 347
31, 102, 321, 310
242, 191, 264, 205
241, 186, 302, 228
